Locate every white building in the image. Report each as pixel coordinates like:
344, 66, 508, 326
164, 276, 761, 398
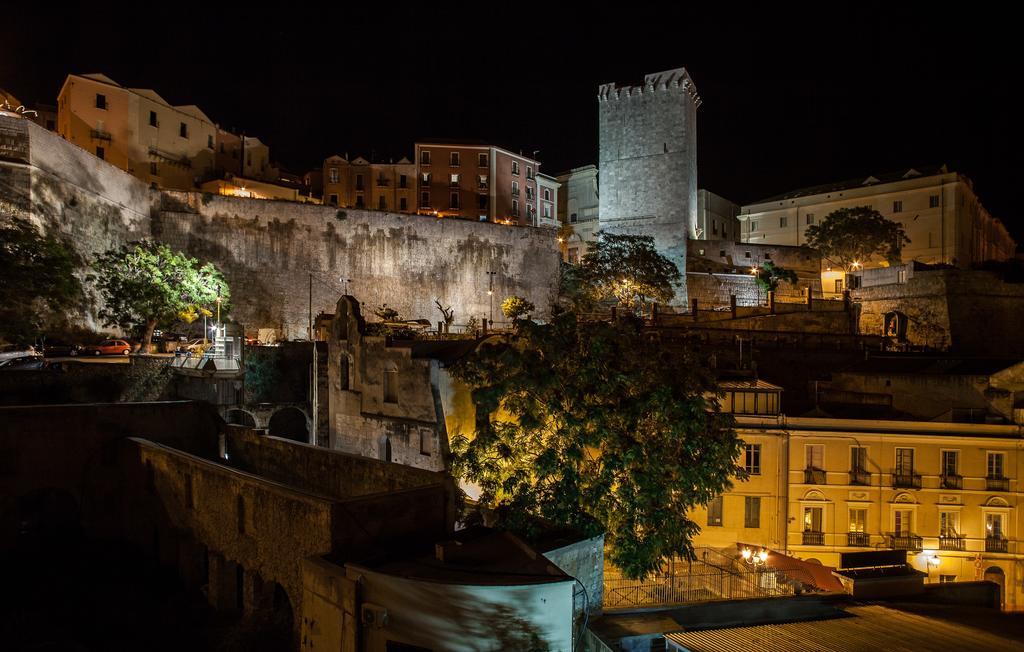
738, 165, 1016, 269
697, 189, 740, 242
536, 173, 561, 228
557, 164, 600, 263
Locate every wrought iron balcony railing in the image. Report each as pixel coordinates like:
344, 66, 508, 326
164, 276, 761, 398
940, 474, 963, 490
892, 471, 922, 489
987, 476, 1010, 492
849, 469, 871, 486
986, 536, 1008, 553
847, 532, 870, 547
888, 533, 923, 551
939, 535, 965, 551
802, 531, 825, 546
804, 468, 826, 485
90, 129, 112, 141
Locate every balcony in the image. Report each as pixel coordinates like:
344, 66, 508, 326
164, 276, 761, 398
478, 183, 489, 191
511, 189, 520, 197
849, 469, 871, 486
940, 474, 963, 490
987, 475, 1009, 492
847, 532, 871, 547
888, 534, 923, 551
891, 471, 922, 489
802, 531, 825, 546
986, 536, 1008, 553
376, 178, 390, 187
90, 129, 112, 141
804, 468, 826, 485
449, 180, 460, 188
939, 535, 965, 551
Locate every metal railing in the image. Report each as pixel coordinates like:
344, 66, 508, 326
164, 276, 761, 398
939, 535, 965, 551
888, 534, 923, 551
804, 468, 826, 485
849, 469, 871, 486
847, 532, 871, 547
90, 129, 112, 141
940, 474, 963, 490
802, 531, 825, 546
987, 476, 1010, 491
986, 537, 1008, 553
892, 471, 922, 489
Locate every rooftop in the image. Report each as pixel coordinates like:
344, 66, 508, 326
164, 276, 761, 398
747, 164, 950, 205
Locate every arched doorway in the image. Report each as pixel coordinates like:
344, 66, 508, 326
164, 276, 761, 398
268, 408, 308, 443
225, 409, 257, 428
883, 311, 908, 341
984, 566, 1005, 607
378, 435, 392, 462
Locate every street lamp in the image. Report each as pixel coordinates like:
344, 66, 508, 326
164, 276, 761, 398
486, 270, 496, 326
740, 547, 769, 567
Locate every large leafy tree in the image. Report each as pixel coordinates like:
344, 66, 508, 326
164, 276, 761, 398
569, 232, 681, 313
0, 218, 82, 344
754, 261, 798, 293
449, 310, 742, 579
91, 241, 230, 349
804, 206, 910, 270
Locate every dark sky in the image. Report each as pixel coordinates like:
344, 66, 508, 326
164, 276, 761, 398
3, 3, 1021, 242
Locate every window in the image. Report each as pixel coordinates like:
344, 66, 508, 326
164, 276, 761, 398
894, 509, 913, 535
707, 496, 723, 526
478, 175, 488, 189
420, 150, 431, 165
893, 200, 903, 212
744, 251, 751, 258
95, 93, 107, 109
237, 495, 246, 534
329, 193, 338, 206
246, 152, 252, 167
806, 213, 815, 225
719, 250, 726, 257
803, 506, 822, 532
512, 199, 519, 216
95, 146, 105, 160
477, 194, 488, 210
450, 192, 459, 209
383, 370, 398, 404
780, 216, 788, 228
567, 248, 579, 264
806, 444, 824, 470
764, 253, 772, 260
421, 172, 431, 185
512, 180, 520, 196
526, 165, 533, 179
744, 496, 761, 528
399, 197, 408, 211
355, 195, 365, 208
208, 134, 213, 149
512, 161, 520, 175
570, 212, 578, 223
179, 122, 188, 138
478, 153, 488, 167
986, 512, 1004, 538
150, 162, 158, 176
896, 447, 914, 475
543, 188, 551, 201
850, 447, 868, 472
378, 196, 386, 210
450, 173, 460, 186
939, 575, 956, 584
744, 444, 761, 474
940, 511, 959, 537
526, 187, 534, 200
941, 450, 959, 477
929, 194, 940, 208
988, 452, 1005, 478
835, 279, 844, 293
420, 430, 432, 456
399, 174, 407, 188
543, 204, 552, 218
149, 110, 158, 127
450, 151, 460, 166
849, 508, 867, 533
355, 174, 364, 191
750, 221, 758, 231
420, 192, 429, 207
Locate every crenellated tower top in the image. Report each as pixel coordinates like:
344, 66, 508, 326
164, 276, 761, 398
597, 67, 701, 107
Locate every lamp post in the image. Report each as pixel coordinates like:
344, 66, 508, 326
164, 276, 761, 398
486, 270, 496, 326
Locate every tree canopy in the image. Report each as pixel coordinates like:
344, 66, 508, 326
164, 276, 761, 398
0, 217, 82, 344
91, 241, 230, 348
804, 206, 910, 270
754, 261, 798, 293
566, 232, 681, 313
449, 310, 743, 579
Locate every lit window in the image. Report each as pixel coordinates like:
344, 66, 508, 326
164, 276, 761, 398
849, 508, 867, 533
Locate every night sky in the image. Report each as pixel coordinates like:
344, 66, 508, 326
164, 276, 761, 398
3, 4, 1021, 243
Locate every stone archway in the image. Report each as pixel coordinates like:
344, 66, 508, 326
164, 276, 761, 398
268, 407, 309, 443
378, 435, 392, 462
225, 408, 258, 428
984, 566, 1005, 607
883, 310, 908, 341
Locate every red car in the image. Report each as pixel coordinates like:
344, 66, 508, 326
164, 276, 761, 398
80, 339, 132, 356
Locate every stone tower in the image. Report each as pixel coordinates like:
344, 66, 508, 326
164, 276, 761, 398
598, 67, 700, 305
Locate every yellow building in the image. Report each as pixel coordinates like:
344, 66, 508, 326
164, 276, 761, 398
322, 155, 416, 213
695, 384, 1024, 609
57, 73, 217, 190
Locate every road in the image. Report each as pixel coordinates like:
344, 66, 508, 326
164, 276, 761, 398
45, 353, 175, 365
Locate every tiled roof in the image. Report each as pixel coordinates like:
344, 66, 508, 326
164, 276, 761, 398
748, 164, 950, 205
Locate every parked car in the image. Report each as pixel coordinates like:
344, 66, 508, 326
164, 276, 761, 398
0, 354, 44, 369
80, 339, 132, 356
176, 339, 211, 355
42, 339, 80, 357
0, 344, 37, 364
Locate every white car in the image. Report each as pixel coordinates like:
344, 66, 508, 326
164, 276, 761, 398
0, 344, 38, 364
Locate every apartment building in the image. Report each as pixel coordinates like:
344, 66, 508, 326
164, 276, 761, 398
57, 73, 217, 190
693, 379, 1024, 609
537, 173, 560, 229
556, 164, 600, 263
415, 142, 541, 225
215, 130, 275, 181
738, 165, 1016, 268
322, 155, 416, 213
697, 189, 740, 242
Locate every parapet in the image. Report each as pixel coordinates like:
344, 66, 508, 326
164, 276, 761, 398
598, 67, 701, 107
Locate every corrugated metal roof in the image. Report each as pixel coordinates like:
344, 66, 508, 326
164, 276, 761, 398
665, 604, 1015, 652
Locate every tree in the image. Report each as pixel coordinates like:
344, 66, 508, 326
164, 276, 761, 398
449, 310, 743, 579
804, 206, 910, 270
91, 241, 229, 349
754, 261, 798, 293
500, 296, 535, 321
0, 217, 82, 344
570, 232, 681, 313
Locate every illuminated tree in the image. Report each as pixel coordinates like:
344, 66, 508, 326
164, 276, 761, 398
449, 310, 742, 579
91, 241, 229, 349
501, 295, 535, 321
805, 206, 909, 271
754, 261, 798, 293
570, 232, 681, 313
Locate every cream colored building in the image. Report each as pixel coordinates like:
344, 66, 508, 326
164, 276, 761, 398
322, 155, 416, 213
694, 383, 1024, 609
738, 165, 1016, 270
57, 73, 217, 190
556, 164, 600, 264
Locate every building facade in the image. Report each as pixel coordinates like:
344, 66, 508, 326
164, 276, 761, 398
415, 142, 542, 225
738, 166, 1016, 268
598, 68, 700, 304
557, 164, 600, 263
322, 155, 416, 213
57, 73, 217, 190
697, 189, 740, 243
